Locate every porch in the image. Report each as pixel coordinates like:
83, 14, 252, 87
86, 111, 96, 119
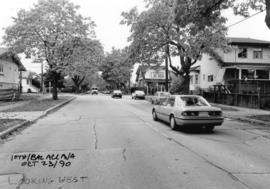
137, 79, 171, 95
222, 66, 270, 94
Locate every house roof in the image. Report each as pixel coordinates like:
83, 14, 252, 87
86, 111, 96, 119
190, 65, 200, 73
228, 37, 270, 47
0, 48, 26, 71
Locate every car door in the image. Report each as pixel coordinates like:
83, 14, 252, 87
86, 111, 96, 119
155, 97, 169, 121
162, 96, 176, 123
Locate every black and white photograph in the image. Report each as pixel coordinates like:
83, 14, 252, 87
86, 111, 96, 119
0, 0, 270, 188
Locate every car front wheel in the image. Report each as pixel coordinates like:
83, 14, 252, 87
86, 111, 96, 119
170, 116, 177, 130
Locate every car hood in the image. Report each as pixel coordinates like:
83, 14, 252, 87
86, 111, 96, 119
182, 106, 222, 112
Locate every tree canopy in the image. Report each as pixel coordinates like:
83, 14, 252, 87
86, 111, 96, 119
122, 0, 228, 93
3, 0, 96, 99
56, 37, 104, 92
100, 48, 132, 91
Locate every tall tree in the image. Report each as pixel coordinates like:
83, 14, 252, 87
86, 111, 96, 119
122, 0, 228, 94
174, 0, 268, 29
3, 0, 95, 99
100, 48, 132, 91
56, 37, 104, 93
232, 0, 268, 28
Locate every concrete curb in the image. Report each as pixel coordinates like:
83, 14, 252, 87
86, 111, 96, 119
0, 96, 76, 138
225, 115, 270, 126
0, 120, 30, 138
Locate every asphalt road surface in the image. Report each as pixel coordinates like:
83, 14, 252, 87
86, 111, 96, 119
0, 95, 270, 189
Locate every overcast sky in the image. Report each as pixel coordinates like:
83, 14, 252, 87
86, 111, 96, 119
0, 0, 269, 73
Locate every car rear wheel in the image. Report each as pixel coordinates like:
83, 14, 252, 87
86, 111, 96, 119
204, 126, 215, 132
170, 116, 177, 130
152, 110, 158, 121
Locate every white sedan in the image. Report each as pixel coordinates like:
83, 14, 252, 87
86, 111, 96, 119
152, 95, 224, 131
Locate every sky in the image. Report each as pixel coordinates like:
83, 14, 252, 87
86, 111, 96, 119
0, 0, 269, 74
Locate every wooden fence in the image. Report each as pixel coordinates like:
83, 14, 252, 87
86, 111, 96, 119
0, 88, 20, 101
203, 92, 270, 109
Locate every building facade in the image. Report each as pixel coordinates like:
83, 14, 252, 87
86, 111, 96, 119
21, 71, 40, 93
0, 48, 26, 89
190, 38, 270, 95
135, 65, 172, 94
0, 48, 26, 100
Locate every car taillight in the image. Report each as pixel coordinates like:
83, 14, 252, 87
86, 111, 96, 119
209, 111, 222, 116
182, 111, 198, 116
182, 112, 188, 116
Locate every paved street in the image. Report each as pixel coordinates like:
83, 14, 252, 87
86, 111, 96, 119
1, 95, 270, 189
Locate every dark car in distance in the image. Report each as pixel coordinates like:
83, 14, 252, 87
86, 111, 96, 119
112, 90, 122, 98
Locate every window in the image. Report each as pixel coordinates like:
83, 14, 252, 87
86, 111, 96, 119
195, 75, 199, 84
168, 97, 175, 106
238, 48, 247, 58
0, 63, 3, 73
151, 71, 164, 79
208, 75, 214, 82
181, 96, 209, 107
253, 49, 263, 59
256, 70, 269, 79
158, 72, 164, 78
242, 69, 255, 80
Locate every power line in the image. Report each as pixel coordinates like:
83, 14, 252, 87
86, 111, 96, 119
227, 10, 265, 28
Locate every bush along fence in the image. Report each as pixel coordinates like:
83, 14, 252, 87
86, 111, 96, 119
203, 92, 270, 109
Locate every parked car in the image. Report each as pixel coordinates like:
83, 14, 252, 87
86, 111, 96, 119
152, 95, 224, 131
151, 91, 170, 104
91, 87, 98, 95
132, 90, 145, 99
112, 90, 122, 98
103, 90, 111, 94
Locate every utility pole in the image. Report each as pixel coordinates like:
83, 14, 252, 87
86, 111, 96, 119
165, 45, 169, 92
41, 61, 44, 94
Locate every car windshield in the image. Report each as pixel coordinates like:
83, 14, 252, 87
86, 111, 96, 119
114, 90, 121, 93
181, 96, 210, 106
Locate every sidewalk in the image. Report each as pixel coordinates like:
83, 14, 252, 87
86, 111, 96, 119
211, 103, 270, 126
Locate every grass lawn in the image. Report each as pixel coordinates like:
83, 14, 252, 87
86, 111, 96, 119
247, 115, 270, 122
0, 119, 26, 133
3, 96, 72, 112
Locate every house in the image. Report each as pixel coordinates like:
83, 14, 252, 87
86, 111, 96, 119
0, 48, 26, 100
190, 37, 270, 95
21, 71, 40, 93
135, 65, 172, 94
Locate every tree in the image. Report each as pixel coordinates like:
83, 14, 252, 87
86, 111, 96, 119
174, 0, 269, 29
232, 0, 268, 28
100, 48, 132, 91
169, 76, 184, 94
122, 0, 228, 94
3, 0, 95, 99
56, 37, 104, 93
